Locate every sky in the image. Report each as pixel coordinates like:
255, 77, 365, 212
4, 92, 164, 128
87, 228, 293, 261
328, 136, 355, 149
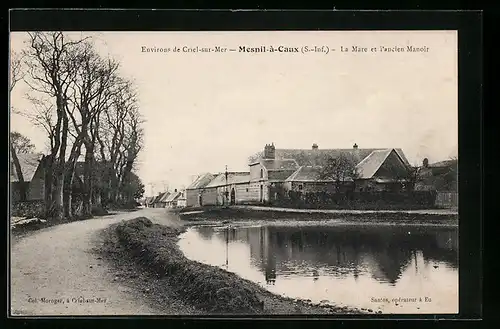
10, 31, 458, 196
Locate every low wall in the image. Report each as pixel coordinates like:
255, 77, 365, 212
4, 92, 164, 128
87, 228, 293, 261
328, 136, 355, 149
10, 200, 44, 218
266, 191, 438, 210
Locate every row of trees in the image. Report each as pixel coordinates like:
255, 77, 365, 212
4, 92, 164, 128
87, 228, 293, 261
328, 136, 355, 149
10, 32, 145, 220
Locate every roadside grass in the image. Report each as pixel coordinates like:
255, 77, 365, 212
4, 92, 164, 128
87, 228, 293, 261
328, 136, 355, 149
106, 217, 365, 315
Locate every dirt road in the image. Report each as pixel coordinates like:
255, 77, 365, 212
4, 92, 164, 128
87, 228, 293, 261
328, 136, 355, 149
10, 208, 183, 316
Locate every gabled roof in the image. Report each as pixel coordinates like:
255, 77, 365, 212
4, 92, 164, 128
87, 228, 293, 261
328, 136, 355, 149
165, 191, 182, 202
355, 149, 393, 179
205, 172, 250, 188
145, 196, 155, 204
355, 149, 410, 179
186, 173, 215, 190
152, 192, 167, 203
10, 153, 43, 182
158, 192, 171, 202
249, 147, 410, 168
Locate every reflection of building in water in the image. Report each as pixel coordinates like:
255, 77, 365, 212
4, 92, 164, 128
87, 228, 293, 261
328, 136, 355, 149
196, 226, 217, 240
265, 232, 277, 285
369, 248, 413, 285
421, 229, 458, 268
227, 225, 458, 286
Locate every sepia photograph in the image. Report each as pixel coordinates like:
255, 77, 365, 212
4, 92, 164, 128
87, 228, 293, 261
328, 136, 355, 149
9, 28, 459, 316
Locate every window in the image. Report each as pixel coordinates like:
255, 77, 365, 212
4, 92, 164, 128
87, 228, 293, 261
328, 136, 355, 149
246, 188, 249, 192
260, 169, 263, 178
298, 184, 303, 190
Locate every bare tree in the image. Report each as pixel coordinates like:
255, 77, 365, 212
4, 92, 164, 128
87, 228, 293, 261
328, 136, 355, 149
10, 51, 24, 92
17, 31, 144, 217
22, 32, 88, 219
95, 78, 143, 206
10, 51, 28, 201
63, 42, 121, 217
118, 106, 144, 202
10, 131, 35, 155
319, 153, 359, 192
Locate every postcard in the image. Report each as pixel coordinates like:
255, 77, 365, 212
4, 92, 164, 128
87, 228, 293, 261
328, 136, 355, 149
10, 26, 460, 317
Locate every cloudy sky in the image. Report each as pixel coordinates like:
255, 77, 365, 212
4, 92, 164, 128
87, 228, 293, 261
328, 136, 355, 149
10, 31, 457, 196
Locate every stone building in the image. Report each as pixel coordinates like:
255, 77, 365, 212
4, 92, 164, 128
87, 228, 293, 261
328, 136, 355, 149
185, 173, 216, 207
202, 172, 252, 206
247, 143, 412, 203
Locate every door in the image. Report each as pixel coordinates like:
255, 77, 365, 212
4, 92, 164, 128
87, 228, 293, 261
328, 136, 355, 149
260, 185, 263, 203
230, 188, 235, 205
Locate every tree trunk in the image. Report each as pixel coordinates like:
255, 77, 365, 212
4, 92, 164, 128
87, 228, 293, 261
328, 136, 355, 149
82, 144, 94, 217
52, 110, 68, 221
43, 155, 54, 218
52, 167, 64, 221
63, 139, 83, 218
63, 176, 72, 218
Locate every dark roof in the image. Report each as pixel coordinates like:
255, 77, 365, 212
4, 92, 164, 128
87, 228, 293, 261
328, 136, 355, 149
268, 170, 297, 181
285, 166, 325, 182
10, 153, 43, 182
153, 193, 166, 203
154, 192, 168, 203
165, 191, 182, 202
249, 148, 410, 167
258, 159, 299, 171
158, 192, 171, 202
205, 172, 250, 188
284, 149, 410, 182
249, 147, 410, 179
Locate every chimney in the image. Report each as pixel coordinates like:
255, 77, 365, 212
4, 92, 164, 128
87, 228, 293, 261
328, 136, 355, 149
423, 158, 429, 168
264, 143, 276, 159
312, 143, 318, 150
174, 188, 178, 193
353, 143, 358, 150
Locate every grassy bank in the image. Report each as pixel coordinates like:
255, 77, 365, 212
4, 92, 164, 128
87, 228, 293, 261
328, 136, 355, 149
103, 217, 365, 315
178, 206, 458, 223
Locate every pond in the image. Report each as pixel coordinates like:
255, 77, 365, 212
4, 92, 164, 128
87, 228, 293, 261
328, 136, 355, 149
178, 221, 458, 314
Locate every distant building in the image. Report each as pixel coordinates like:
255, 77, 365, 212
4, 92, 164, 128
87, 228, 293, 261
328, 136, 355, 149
10, 153, 45, 202
415, 158, 458, 192
202, 172, 252, 206
154, 191, 170, 208
176, 190, 187, 208
415, 158, 458, 209
145, 196, 155, 208
165, 189, 182, 208
185, 173, 216, 207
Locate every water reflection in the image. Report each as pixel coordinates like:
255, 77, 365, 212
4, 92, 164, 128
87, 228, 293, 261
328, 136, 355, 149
179, 223, 458, 313
213, 225, 457, 285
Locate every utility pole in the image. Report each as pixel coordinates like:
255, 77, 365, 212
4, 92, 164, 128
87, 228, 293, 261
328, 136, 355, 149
224, 165, 229, 206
